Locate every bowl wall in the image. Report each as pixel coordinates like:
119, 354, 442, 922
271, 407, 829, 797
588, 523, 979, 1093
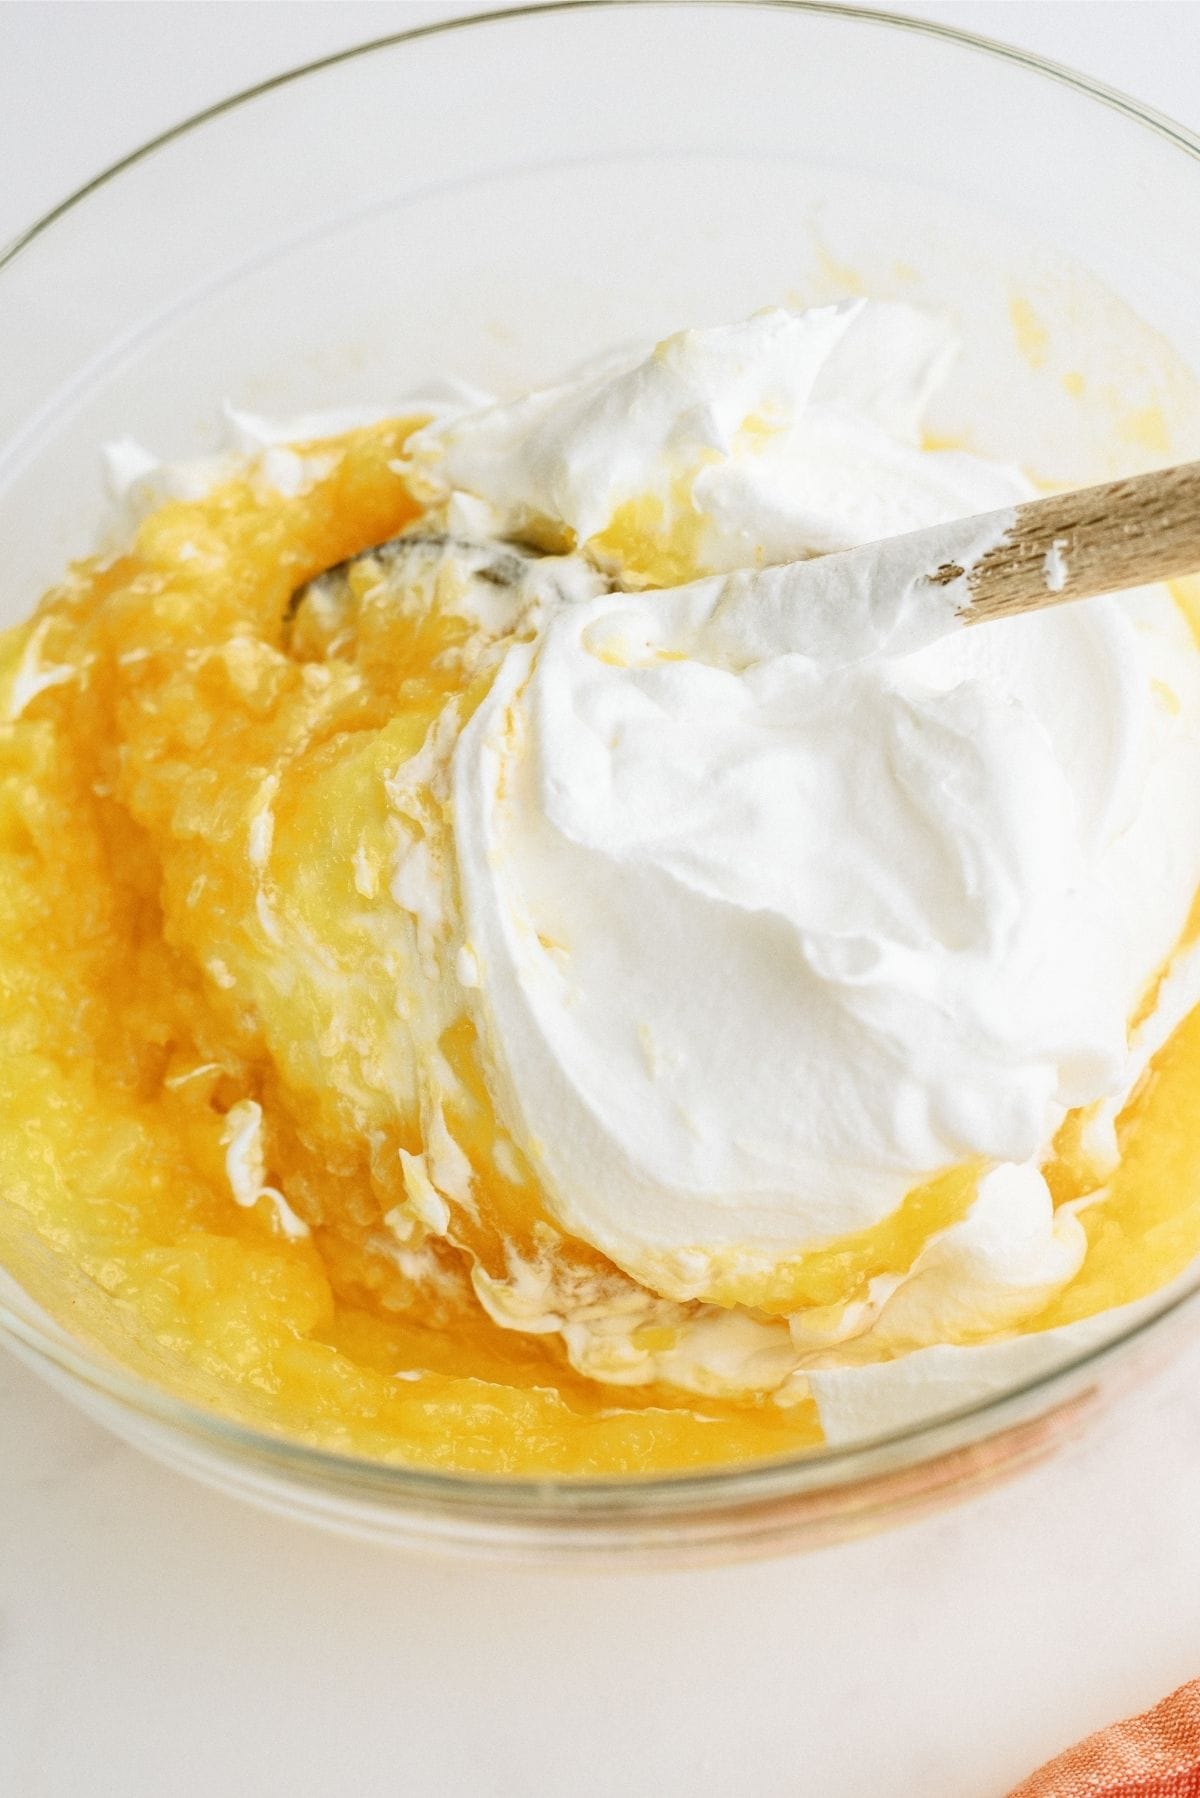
3, 1, 1200, 1559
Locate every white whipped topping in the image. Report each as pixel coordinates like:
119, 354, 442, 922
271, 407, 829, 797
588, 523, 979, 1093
862, 1162, 1088, 1348
440, 307, 1200, 1318
3, 615, 79, 719
801, 1292, 1155, 1446
1044, 537, 1070, 594
404, 303, 1023, 574
102, 388, 463, 533
219, 1099, 309, 1241
101, 404, 364, 524
454, 590, 1188, 1300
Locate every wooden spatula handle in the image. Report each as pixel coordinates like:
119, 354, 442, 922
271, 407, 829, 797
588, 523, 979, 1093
949, 459, 1200, 624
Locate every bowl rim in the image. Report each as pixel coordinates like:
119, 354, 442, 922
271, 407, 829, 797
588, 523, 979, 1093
3, 0, 1200, 276
3, 0, 1200, 1516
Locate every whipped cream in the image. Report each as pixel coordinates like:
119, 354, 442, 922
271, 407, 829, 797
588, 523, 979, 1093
404, 304, 1023, 574
219, 1099, 310, 1241
436, 308, 1200, 1328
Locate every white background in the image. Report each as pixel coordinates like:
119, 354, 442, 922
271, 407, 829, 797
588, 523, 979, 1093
3, 5, 1200, 1795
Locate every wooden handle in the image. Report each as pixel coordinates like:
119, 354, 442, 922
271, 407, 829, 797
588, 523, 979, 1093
934, 459, 1200, 625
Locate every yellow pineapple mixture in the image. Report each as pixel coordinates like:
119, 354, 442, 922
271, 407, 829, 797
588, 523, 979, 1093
1, 419, 1198, 1475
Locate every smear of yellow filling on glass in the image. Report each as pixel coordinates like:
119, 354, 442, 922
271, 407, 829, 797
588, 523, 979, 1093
0, 420, 1198, 1477
1008, 294, 1050, 371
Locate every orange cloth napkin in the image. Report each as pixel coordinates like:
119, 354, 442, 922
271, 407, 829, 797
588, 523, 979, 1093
1010, 1680, 1200, 1796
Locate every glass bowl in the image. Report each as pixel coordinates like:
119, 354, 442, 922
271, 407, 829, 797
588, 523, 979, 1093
2, 0, 1200, 1565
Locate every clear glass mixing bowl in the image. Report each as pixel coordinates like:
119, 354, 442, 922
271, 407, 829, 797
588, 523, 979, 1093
2, 1, 1200, 1564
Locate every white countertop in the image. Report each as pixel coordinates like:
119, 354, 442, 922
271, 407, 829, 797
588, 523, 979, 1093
3, 6, 1200, 1794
